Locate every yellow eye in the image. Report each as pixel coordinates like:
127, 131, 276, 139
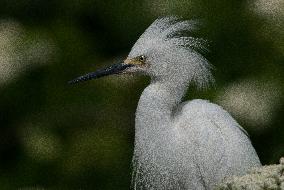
139, 55, 146, 62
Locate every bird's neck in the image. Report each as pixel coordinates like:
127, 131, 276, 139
135, 80, 187, 133
133, 80, 188, 187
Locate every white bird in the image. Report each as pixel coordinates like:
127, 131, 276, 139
69, 17, 261, 190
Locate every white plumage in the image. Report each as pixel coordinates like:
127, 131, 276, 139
69, 16, 261, 190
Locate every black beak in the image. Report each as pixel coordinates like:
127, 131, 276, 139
68, 63, 133, 84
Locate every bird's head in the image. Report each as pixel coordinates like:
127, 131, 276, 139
69, 17, 213, 88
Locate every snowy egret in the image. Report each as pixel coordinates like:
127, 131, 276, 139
69, 17, 261, 190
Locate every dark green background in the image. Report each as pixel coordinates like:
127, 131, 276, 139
0, 0, 283, 189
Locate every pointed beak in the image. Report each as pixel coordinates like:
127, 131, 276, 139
68, 63, 133, 84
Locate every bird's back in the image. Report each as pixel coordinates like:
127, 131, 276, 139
174, 99, 261, 189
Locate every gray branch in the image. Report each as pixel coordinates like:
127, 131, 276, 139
215, 157, 284, 190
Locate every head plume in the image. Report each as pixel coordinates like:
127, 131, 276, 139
129, 16, 214, 89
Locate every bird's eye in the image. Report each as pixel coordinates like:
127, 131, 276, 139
139, 55, 145, 62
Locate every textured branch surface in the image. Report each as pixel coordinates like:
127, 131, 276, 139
215, 157, 284, 190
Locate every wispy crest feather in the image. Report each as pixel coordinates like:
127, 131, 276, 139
130, 16, 214, 89
139, 17, 209, 54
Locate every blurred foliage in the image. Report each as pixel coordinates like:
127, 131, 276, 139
0, 0, 283, 189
